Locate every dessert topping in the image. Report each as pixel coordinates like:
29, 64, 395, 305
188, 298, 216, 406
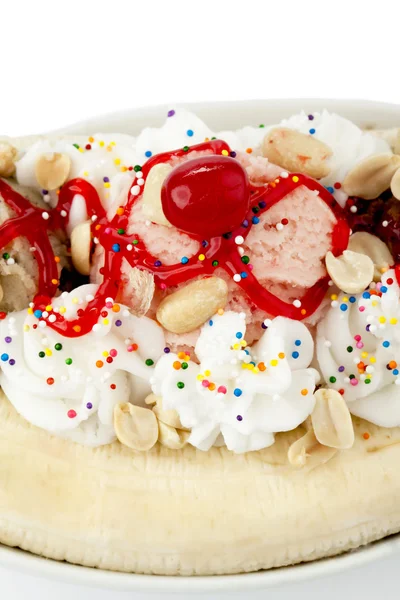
325, 249, 374, 294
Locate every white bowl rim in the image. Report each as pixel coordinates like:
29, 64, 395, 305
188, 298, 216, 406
1, 97, 400, 592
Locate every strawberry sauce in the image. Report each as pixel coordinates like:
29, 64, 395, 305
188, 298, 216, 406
0, 140, 350, 336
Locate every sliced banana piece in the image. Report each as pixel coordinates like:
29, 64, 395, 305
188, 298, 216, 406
156, 277, 229, 334
141, 163, 172, 227
35, 152, 71, 191
348, 232, 393, 281
70, 221, 91, 276
114, 403, 158, 452
262, 127, 332, 179
343, 153, 400, 199
311, 388, 354, 450
325, 250, 374, 294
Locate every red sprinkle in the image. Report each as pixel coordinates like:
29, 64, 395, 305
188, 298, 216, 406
67, 409, 77, 419
47, 377, 55, 385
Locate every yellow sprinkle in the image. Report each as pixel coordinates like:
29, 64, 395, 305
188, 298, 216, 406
198, 254, 205, 261
221, 149, 229, 156
217, 308, 224, 315
45, 349, 52, 357
379, 316, 386, 324
103, 319, 109, 325
197, 374, 204, 381
120, 166, 127, 172
104, 182, 111, 188
102, 351, 109, 357
110, 141, 116, 146
27, 307, 33, 315
233, 343, 240, 350
361, 351, 369, 359
370, 356, 376, 364
88, 136, 95, 143
99, 141, 105, 147
59, 306, 66, 314
24, 325, 30, 332
72, 297, 79, 304
204, 370, 211, 377
342, 297, 349, 303
114, 158, 121, 166
253, 367, 259, 374
292, 176, 299, 183
83, 170, 89, 177
240, 340, 247, 347
381, 266, 388, 273
390, 318, 398, 325
331, 294, 338, 301
45, 305, 52, 312
270, 359, 278, 367
78, 147, 84, 153
371, 300, 378, 307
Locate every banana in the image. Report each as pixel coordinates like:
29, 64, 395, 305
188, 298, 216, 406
1, 391, 400, 576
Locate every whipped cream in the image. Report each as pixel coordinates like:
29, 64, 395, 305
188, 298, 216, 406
0, 284, 165, 445
151, 311, 319, 453
317, 269, 400, 427
279, 110, 390, 206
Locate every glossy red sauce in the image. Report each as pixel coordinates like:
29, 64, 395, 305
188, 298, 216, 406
0, 139, 350, 336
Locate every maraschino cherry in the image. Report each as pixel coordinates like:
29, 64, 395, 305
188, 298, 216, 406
161, 155, 250, 237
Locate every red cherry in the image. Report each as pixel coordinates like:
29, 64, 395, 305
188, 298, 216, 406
161, 155, 250, 237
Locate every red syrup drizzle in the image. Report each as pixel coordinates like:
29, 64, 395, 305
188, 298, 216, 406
0, 140, 350, 337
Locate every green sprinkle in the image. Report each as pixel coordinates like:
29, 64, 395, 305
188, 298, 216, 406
145, 358, 154, 366
329, 376, 337, 383
347, 346, 353, 353
211, 136, 217, 140
241, 255, 250, 265
212, 260, 219, 267
133, 165, 142, 172
117, 228, 125, 235
349, 374, 355, 379
38, 351, 45, 358
65, 358, 73, 365
182, 145, 190, 152
2, 253, 9, 260
181, 362, 189, 370
365, 378, 371, 384
132, 239, 139, 245
259, 124, 265, 128
54, 343, 62, 351
73, 143, 80, 149
177, 381, 185, 389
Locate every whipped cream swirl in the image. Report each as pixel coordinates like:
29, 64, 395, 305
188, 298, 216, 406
151, 311, 319, 453
0, 285, 165, 445
317, 270, 400, 427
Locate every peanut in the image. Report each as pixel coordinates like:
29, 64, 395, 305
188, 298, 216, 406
325, 250, 374, 294
311, 388, 354, 449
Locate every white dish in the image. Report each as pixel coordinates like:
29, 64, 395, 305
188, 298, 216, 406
1, 98, 400, 594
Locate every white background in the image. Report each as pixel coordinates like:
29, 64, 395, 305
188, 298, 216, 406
1, 1, 400, 598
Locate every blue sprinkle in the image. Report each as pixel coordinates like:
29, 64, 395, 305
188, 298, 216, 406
186, 129, 194, 137
244, 349, 250, 355
209, 320, 213, 326
259, 201, 266, 209
111, 243, 120, 252
340, 303, 348, 312
383, 341, 390, 348
362, 292, 371, 299
349, 296, 356, 303
240, 272, 248, 279
292, 351, 300, 359
1, 353, 9, 362
326, 186, 334, 194
295, 339, 302, 346
34, 310, 43, 319
236, 332, 243, 339
181, 256, 189, 264
394, 369, 399, 376
309, 128, 316, 134
381, 286, 388, 293
233, 388, 242, 397
154, 260, 162, 267
144, 150, 152, 158
252, 216, 260, 224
